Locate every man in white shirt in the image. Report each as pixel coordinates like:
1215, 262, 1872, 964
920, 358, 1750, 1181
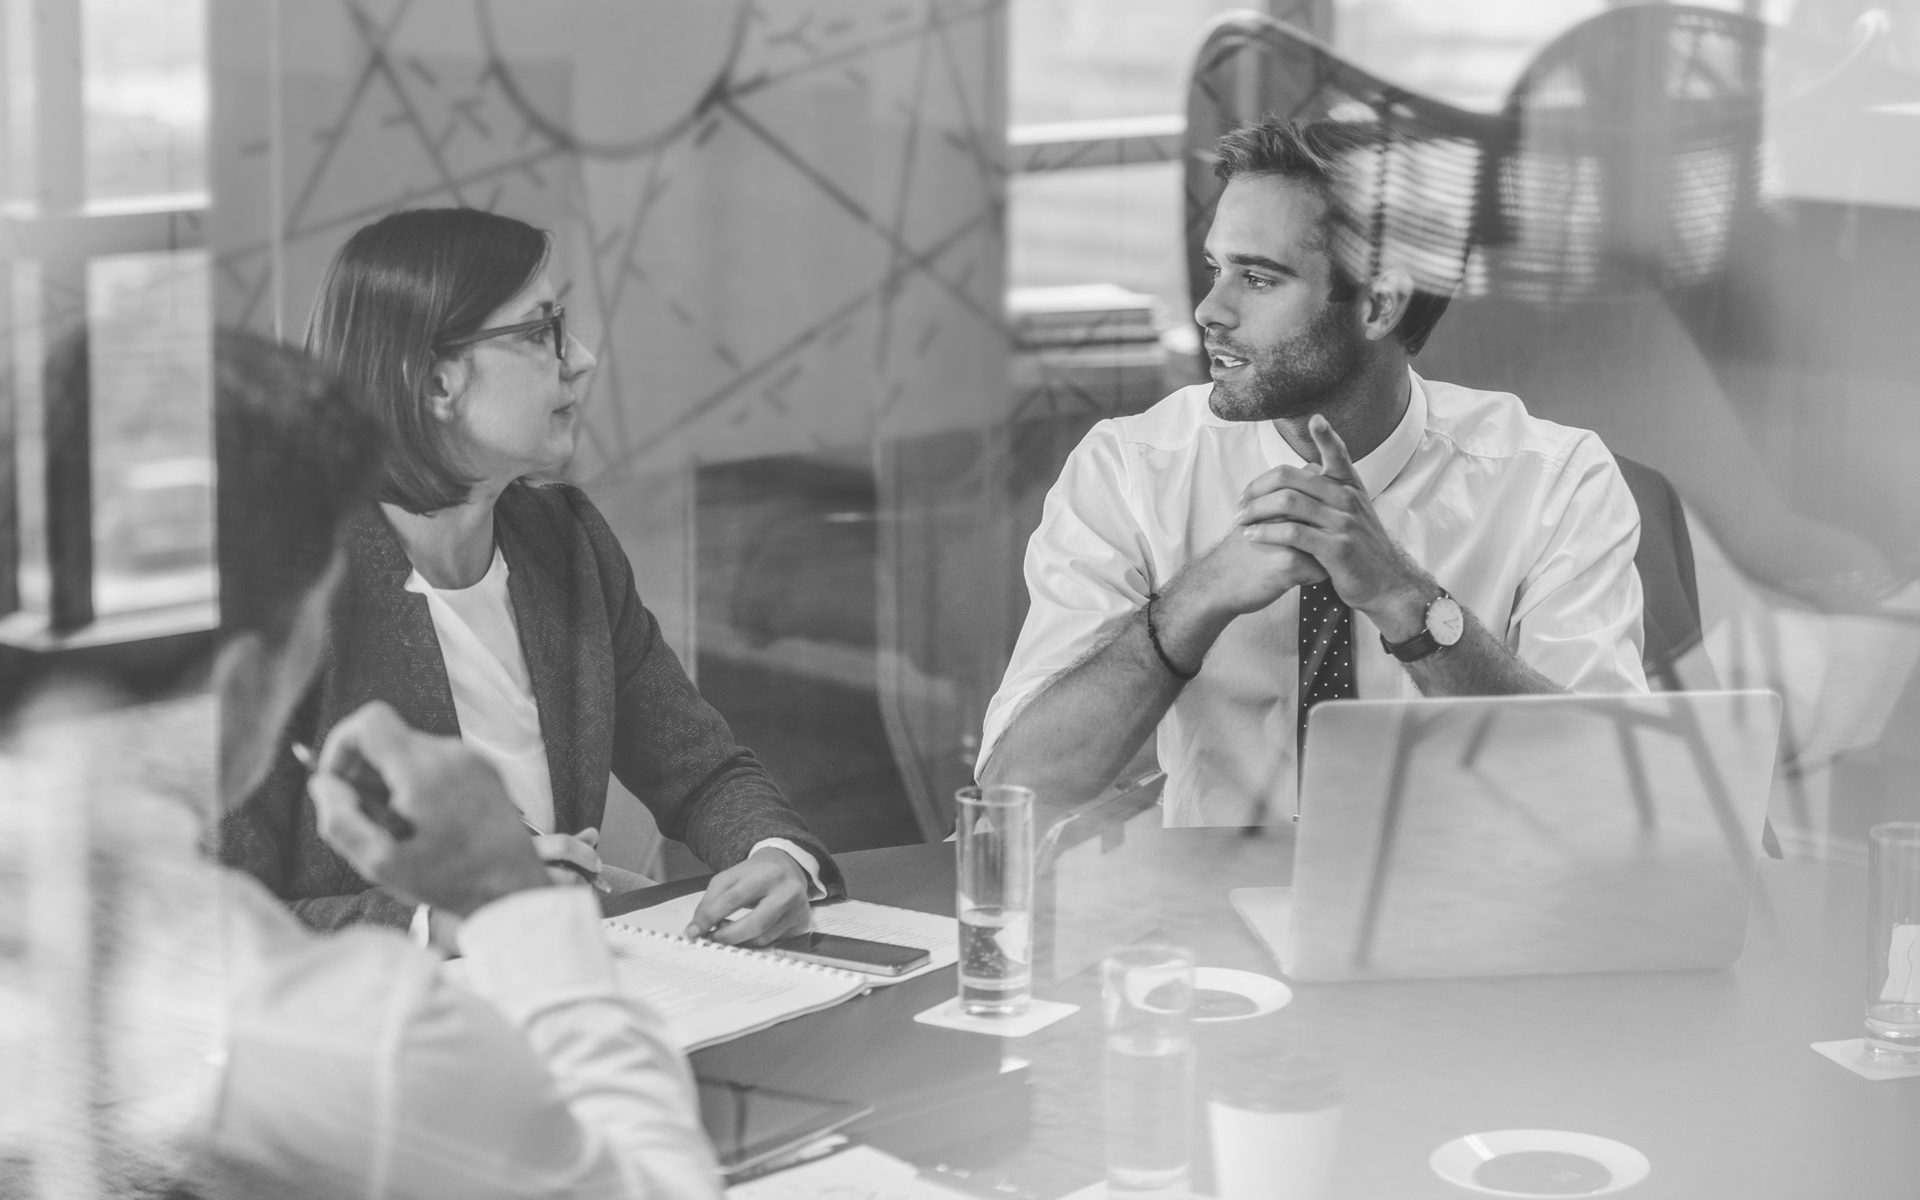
199, 705, 720, 1199
193, 330, 721, 1197
979, 118, 1648, 825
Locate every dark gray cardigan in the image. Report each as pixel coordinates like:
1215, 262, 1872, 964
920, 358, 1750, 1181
220, 481, 841, 930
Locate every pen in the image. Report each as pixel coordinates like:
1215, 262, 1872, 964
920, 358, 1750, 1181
521, 817, 611, 892
291, 742, 416, 840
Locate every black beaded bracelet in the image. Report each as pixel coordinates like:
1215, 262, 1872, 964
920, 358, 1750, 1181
1145, 592, 1198, 681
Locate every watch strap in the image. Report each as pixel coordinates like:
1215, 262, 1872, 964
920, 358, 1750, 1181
1379, 627, 1441, 663
1379, 589, 1452, 663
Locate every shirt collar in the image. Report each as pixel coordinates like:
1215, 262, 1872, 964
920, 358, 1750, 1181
1251, 368, 1427, 500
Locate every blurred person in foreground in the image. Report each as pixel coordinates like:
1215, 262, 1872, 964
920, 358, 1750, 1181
979, 118, 1648, 823
198, 330, 718, 1197
219, 207, 838, 945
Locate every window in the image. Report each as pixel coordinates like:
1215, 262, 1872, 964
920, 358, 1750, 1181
1009, 1, 1287, 325
86, 250, 213, 617
1, 0, 212, 676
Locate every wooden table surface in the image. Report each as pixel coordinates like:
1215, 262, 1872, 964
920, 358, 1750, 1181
614, 833, 1920, 1198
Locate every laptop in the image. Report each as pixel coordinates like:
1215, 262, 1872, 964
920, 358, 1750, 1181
1233, 690, 1783, 982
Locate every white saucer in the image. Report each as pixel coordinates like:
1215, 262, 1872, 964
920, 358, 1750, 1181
1430, 1130, 1650, 1197
1191, 967, 1292, 1022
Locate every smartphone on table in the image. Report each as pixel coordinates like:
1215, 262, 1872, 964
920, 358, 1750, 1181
767, 931, 931, 976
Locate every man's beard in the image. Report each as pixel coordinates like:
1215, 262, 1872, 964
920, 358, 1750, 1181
1206, 302, 1364, 423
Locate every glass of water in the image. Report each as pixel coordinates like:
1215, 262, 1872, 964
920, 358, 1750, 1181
955, 784, 1034, 1017
1103, 943, 1196, 1198
1865, 822, 1920, 1064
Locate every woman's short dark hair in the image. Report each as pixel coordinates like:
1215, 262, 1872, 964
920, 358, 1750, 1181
305, 208, 550, 513
1212, 117, 1451, 356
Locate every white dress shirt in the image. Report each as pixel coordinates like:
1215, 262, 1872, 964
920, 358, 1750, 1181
407, 548, 825, 894
195, 873, 723, 1200
980, 372, 1649, 826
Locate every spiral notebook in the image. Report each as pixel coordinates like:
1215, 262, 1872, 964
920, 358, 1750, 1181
611, 897, 960, 987
598, 921, 870, 1051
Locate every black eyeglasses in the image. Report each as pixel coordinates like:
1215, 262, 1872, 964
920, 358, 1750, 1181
436, 305, 568, 363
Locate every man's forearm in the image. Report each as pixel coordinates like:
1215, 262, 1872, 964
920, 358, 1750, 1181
1401, 609, 1562, 697
983, 551, 1259, 802
981, 600, 1210, 804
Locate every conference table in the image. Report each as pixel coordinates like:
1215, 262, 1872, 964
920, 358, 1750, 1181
613, 822, 1920, 1199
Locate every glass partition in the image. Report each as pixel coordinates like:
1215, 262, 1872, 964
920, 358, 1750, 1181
1182, 1, 1920, 857
208, 0, 1009, 862
3, 1, 1919, 1196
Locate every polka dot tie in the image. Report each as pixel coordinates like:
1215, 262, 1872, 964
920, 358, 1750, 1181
1298, 579, 1357, 755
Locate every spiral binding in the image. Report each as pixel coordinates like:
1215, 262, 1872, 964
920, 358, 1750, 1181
603, 920, 871, 986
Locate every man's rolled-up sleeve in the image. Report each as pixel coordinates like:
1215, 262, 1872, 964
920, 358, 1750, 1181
979, 424, 1154, 772
1509, 435, 1650, 694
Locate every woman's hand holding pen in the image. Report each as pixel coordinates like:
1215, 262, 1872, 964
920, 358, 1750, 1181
684, 847, 813, 946
530, 827, 611, 892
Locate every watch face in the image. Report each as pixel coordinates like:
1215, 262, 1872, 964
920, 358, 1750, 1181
1430, 594, 1465, 646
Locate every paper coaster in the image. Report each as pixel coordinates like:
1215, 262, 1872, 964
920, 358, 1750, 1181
913, 996, 1080, 1037
1811, 1038, 1920, 1080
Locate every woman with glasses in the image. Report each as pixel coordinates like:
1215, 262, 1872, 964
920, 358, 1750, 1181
219, 207, 840, 944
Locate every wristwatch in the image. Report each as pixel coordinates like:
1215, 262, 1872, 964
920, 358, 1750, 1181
1379, 588, 1464, 663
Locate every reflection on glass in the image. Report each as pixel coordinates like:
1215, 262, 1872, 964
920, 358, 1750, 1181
86, 250, 213, 615
1012, 0, 1263, 124
11, 260, 49, 615
1102, 943, 1195, 1198
83, 0, 207, 204
1009, 163, 1187, 319
695, 456, 919, 852
1334, 0, 1608, 109
3, 0, 36, 204
2, 691, 223, 1197
1179, 5, 1920, 862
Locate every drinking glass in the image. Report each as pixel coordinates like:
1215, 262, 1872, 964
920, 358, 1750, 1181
955, 784, 1034, 1017
1865, 822, 1920, 1064
1103, 943, 1196, 1198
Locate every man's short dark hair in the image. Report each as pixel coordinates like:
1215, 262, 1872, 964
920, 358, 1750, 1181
305, 208, 550, 514
214, 330, 384, 651
1212, 117, 1451, 355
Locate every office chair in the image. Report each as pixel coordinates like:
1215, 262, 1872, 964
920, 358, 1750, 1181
1491, 4, 1769, 304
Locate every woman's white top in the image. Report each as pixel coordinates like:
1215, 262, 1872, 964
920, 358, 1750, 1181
403, 545, 825, 953
405, 547, 557, 833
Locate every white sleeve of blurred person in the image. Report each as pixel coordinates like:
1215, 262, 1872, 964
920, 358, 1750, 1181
203, 702, 722, 1200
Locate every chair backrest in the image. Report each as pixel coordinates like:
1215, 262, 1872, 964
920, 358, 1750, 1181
1493, 4, 1769, 304
1613, 453, 1703, 689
